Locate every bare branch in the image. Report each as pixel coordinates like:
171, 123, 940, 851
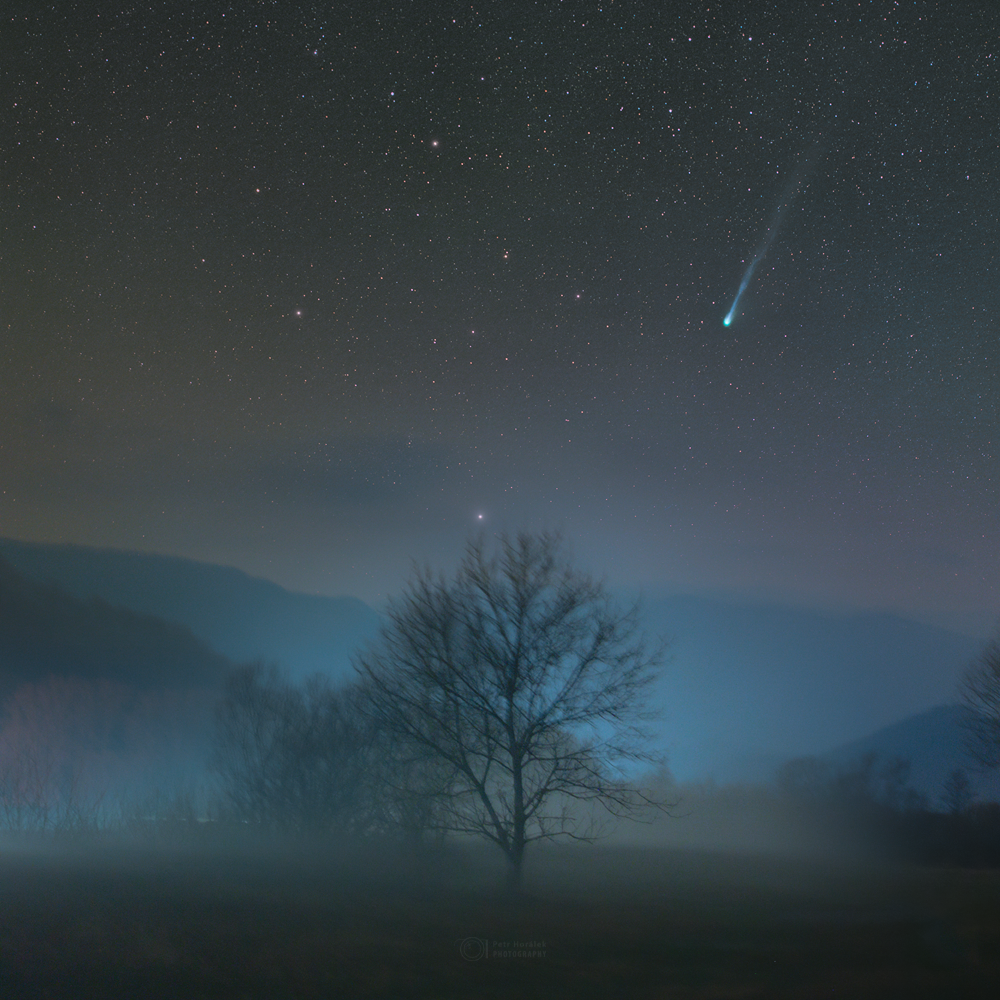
355, 531, 670, 885
960, 632, 1000, 770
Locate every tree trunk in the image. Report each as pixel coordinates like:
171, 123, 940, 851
505, 843, 525, 894
508, 750, 526, 893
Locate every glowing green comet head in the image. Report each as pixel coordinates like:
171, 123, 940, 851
723, 314, 733, 327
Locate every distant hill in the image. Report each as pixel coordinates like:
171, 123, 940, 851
641, 593, 983, 781
0, 538, 380, 682
0, 538, 985, 783
0, 556, 230, 694
818, 704, 1000, 806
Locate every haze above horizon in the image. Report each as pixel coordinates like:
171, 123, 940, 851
1, 5, 996, 638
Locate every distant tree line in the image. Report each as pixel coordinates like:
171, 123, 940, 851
210, 533, 668, 886
0, 532, 668, 888
776, 750, 1000, 866
4, 533, 1000, 879
0, 675, 210, 836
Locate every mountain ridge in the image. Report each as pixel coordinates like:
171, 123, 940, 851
0, 537, 380, 681
0, 537, 984, 782
0, 554, 231, 693
642, 593, 981, 781
817, 703, 1000, 805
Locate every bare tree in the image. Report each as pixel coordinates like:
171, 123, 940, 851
0, 676, 160, 835
355, 532, 668, 887
776, 756, 833, 803
363, 726, 457, 844
212, 663, 371, 834
941, 767, 974, 816
960, 631, 1000, 769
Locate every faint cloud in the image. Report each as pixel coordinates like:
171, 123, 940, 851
246, 435, 452, 506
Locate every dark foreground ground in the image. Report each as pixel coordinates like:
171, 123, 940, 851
0, 834, 998, 998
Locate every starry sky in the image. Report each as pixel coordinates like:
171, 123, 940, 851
2, 1, 997, 634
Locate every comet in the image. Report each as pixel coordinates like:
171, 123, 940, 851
723, 260, 759, 326
723, 142, 822, 327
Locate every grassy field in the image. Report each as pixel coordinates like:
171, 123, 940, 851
0, 835, 997, 998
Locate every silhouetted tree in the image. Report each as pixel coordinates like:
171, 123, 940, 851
0, 676, 202, 834
960, 630, 1000, 769
941, 767, 974, 816
212, 663, 371, 834
875, 756, 926, 812
363, 727, 457, 844
778, 753, 924, 814
776, 756, 833, 803
355, 531, 668, 888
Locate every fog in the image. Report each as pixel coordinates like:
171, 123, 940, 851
4, 0, 999, 989
2, 813, 995, 998
0, 440, 995, 993
1, 650, 998, 996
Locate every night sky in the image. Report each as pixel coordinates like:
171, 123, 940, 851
2, 2, 997, 634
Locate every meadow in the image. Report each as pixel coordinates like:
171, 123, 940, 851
0, 833, 997, 998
